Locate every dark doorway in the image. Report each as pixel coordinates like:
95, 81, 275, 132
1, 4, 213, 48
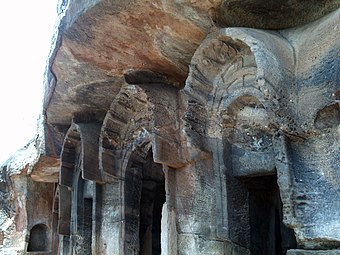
139, 180, 165, 255
74, 175, 93, 254
62, 236, 70, 254
82, 197, 93, 253
124, 150, 166, 255
27, 224, 49, 252
243, 175, 297, 255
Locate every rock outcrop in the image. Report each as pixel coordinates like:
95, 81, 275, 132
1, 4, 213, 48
1, 1, 339, 254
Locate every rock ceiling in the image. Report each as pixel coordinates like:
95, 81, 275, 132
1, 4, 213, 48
44, 0, 339, 157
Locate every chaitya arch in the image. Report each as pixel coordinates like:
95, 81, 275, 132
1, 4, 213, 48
98, 84, 166, 255
58, 122, 101, 254
180, 12, 340, 250
182, 28, 298, 253
1, 1, 339, 255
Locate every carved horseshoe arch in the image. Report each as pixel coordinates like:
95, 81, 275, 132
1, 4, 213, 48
100, 84, 154, 179
99, 84, 165, 255
183, 28, 295, 240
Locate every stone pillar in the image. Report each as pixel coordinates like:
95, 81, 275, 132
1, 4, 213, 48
97, 181, 123, 254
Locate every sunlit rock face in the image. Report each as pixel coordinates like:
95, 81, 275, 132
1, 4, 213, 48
45, 0, 340, 129
1, 0, 339, 254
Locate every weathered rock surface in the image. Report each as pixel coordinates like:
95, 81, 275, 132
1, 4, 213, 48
44, 0, 339, 159
287, 250, 340, 255
181, 8, 339, 252
218, 0, 339, 29
1, 1, 339, 254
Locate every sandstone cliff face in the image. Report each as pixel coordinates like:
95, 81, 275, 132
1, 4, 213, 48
45, 0, 339, 147
1, 0, 339, 254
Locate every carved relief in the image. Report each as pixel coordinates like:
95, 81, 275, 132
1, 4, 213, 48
100, 85, 154, 178
98, 85, 166, 255
183, 11, 340, 252
58, 122, 99, 254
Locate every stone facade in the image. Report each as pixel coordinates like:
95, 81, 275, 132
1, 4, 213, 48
0, 1, 339, 254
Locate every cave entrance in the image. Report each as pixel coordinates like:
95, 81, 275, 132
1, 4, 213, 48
27, 224, 49, 252
222, 94, 297, 254
75, 176, 93, 254
125, 150, 166, 255
242, 175, 296, 255
139, 173, 165, 255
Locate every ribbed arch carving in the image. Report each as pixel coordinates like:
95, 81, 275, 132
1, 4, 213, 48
98, 84, 165, 255
184, 31, 284, 141
58, 121, 100, 246
100, 84, 154, 178
182, 28, 294, 243
60, 123, 81, 188
60, 122, 102, 187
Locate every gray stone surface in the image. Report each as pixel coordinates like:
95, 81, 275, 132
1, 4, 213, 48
183, 9, 339, 252
287, 250, 340, 255
177, 234, 250, 255
219, 0, 339, 29
1, 1, 339, 254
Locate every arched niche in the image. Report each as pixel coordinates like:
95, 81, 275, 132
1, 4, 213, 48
124, 148, 165, 255
183, 30, 287, 157
222, 94, 276, 177
60, 122, 102, 188
99, 85, 166, 255
58, 122, 100, 254
100, 84, 154, 178
221, 94, 297, 254
27, 224, 50, 252
58, 123, 82, 237
182, 28, 296, 252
